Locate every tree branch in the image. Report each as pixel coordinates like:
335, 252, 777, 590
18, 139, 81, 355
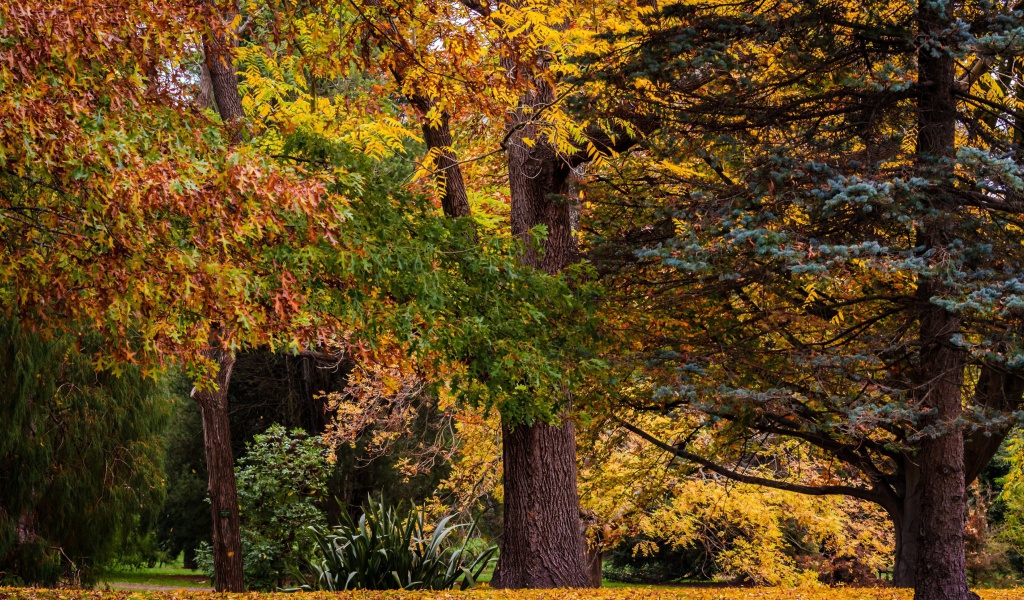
614, 417, 888, 506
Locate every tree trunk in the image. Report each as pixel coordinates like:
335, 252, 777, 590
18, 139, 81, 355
964, 366, 1024, 484
410, 96, 472, 219
192, 351, 244, 593
195, 6, 247, 591
202, 4, 245, 131
587, 542, 603, 587
183, 545, 199, 571
202, 17, 244, 127
910, 0, 971, 596
891, 460, 922, 587
913, 301, 968, 600
493, 420, 590, 588
891, 360, 1020, 589
492, 82, 590, 589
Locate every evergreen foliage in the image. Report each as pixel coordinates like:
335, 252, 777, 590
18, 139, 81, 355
296, 497, 495, 591
574, 0, 1024, 587
196, 425, 333, 590
0, 319, 168, 584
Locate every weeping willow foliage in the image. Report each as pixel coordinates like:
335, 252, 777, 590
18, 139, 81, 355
0, 319, 170, 585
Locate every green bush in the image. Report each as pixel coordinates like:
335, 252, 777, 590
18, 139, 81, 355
296, 497, 495, 591
197, 425, 333, 590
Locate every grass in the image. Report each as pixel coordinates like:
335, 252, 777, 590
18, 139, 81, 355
100, 562, 209, 590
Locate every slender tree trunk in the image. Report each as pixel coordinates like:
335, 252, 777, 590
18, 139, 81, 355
183, 546, 199, 571
410, 96, 472, 218
359, 3, 472, 220
586, 542, 603, 587
892, 461, 922, 587
192, 351, 243, 592
195, 6, 247, 591
492, 82, 590, 589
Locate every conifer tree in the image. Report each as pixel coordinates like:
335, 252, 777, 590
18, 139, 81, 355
580, 0, 1024, 596
0, 319, 168, 585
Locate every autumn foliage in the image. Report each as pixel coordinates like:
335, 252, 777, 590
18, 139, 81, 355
2, 588, 1024, 600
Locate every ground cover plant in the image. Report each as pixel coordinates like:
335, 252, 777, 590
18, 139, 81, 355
296, 498, 495, 591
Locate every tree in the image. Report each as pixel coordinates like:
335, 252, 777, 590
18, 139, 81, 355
573, 0, 1024, 596
0, 319, 168, 585
319, 0, 657, 585
3, 0, 361, 590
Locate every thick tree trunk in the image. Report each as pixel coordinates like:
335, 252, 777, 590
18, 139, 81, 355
493, 420, 590, 588
891, 361, 1020, 589
492, 83, 590, 589
192, 352, 244, 592
910, 1, 971, 597
913, 301, 968, 600
201, 0, 246, 149
202, 8, 244, 130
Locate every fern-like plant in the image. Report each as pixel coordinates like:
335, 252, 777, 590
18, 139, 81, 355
294, 497, 496, 591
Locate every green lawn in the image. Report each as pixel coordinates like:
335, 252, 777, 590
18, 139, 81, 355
100, 564, 210, 589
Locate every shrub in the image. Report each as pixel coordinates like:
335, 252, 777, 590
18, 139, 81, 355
197, 425, 333, 590
296, 497, 495, 591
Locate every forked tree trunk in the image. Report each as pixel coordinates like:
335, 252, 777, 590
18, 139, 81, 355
192, 352, 243, 592
492, 81, 590, 589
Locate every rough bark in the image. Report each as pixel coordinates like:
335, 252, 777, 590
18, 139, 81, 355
493, 420, 591, 588
909, 0, 972, 594
358, 2, 471, 220
891, 365, 1024, 588
410, 96, 472, 218
192, 351, 243, 593
491, 79, 590, 589
913, 297, 968, 600
505, 96, 578, 275
196, 6, 247, 590
198, 62, 219, 115
202, 2, 245, 136
892, 461, 922, 587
